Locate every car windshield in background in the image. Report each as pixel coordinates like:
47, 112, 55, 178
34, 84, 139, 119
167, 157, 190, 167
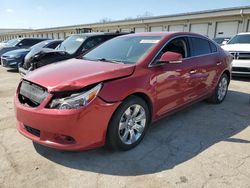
6, 39, 21, 46
227, 34, 250, 44
29, 40, 51, 50
56, 35, 86, 54
83, 36, 162, 64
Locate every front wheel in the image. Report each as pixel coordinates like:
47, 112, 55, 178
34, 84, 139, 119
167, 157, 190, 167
207, 73, 229, 104
106, 96, 150, 151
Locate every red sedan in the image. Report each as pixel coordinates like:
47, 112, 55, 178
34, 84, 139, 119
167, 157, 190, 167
15, 32, 232, 151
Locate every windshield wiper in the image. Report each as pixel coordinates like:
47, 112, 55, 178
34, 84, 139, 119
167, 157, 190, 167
97, 58, 124, 64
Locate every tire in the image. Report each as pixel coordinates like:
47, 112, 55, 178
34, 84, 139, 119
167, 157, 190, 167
106, 96, 150, 151
207, 73, 229, 104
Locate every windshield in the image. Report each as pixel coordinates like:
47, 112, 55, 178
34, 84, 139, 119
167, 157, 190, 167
83, 36, 162, 64
228, 34, 250, 44
29, 40, 51, 50
56, 35, 86, 54
6, 39, 21, 46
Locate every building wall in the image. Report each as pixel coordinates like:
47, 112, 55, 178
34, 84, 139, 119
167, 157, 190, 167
1, 6, 250, 41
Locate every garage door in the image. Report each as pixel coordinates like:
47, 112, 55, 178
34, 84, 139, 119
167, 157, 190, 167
150, 26, 163, 32
169, 25, 184, 32
121, 28, 130, 32
215, 21, 239, 37
48, 33, 53, 39
135, 27, 145, 33
190, 23, 209, 36
59, 32, 65, 39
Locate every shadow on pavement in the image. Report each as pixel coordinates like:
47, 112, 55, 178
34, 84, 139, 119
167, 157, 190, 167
34, 90, 250, 176
232, 76, 250, 82
7, 68, 18, 73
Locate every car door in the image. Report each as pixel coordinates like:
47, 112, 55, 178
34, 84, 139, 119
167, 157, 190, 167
188, 36, 220, 96
151, 37, 202, 117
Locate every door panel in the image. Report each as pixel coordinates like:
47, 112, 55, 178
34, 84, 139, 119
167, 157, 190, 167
152, 59, 200, 117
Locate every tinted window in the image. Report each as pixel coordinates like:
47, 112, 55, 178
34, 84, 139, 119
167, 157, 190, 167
46, 41, 62, 49
83, 36, 106, 50
18, 39, 44, 48
84, 36, 162, 64
209, 42, 217, 53
190, 37, 211, 56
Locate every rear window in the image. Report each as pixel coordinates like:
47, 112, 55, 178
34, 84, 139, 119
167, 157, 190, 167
190, 37, 211, 56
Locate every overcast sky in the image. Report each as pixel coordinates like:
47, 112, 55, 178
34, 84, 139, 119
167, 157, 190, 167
0, 0, 250, 29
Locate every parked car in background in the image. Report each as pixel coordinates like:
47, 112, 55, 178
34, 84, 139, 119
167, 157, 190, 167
15, 32, 232, 151
213, 37, 231, 45
19, 32, 128, 75
221, 32, 250, 76
0, 40, 7, 47
1, 39, 63, 70
0, 38, 48, 58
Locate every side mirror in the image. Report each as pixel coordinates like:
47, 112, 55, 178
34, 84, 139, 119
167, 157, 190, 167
158, 51, 183, 64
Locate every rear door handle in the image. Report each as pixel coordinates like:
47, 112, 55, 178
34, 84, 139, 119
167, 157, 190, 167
189, 69, 197, 74
216, 62, 222, 66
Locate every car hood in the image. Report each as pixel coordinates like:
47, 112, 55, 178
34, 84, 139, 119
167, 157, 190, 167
25, 48, 67, 62
3, 48, 30, 57
222, 44, 250, 52
24, 58, 136, 92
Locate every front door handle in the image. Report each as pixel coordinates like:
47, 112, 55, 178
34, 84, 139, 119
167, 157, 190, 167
189, 69, 197, 74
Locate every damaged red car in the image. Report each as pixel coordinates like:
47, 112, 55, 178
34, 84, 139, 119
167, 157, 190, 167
14, 32, 232, 151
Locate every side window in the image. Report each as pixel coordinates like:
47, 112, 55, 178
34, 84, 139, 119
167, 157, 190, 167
18, 39, 39, 47
155, 37, 189, 61
47, 42, 60, 49
209, 41, 217, 53
83, 37, 106, 51
190, 37, 211, 56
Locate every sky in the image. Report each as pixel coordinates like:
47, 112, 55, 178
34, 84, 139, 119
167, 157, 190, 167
0, 0, 250, 29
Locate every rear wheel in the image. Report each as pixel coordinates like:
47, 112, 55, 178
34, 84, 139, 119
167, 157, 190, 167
107, 96, 150, 151
207, 73, 229, 104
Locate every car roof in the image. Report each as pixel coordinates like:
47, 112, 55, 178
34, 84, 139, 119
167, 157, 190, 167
237, 32, 250, 35
18, 37, 50, 40
120, 31, 207, 39
70, 32, 129, 37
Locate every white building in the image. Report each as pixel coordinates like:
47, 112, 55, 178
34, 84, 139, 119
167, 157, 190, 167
1, 6, 250, 41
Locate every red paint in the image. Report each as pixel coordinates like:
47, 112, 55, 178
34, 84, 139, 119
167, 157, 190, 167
15, 32, 232, 151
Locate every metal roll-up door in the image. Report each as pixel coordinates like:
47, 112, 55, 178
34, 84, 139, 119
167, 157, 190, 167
215, 21, 239, 37
169, 25, 184, 32
135, 27, 145, 33
150, 26, 163, 32
190, 23, 209, 36
121, 28, 130, 32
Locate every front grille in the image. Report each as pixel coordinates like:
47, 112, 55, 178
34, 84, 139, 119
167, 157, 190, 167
18, 80, 49, 107
230, 52, 250, 60
24, 125, 40, 137
232, 67, 250, 73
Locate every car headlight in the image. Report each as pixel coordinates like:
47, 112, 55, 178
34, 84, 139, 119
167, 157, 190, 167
49, 83, 102, 109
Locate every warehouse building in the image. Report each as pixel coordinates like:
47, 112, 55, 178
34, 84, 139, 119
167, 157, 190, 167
0, 6, 250, 41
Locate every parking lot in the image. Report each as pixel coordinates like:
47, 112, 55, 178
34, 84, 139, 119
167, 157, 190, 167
0, 66, 250, 188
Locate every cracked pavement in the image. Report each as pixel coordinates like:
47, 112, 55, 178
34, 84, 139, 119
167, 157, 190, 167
0, 67, 250, 188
